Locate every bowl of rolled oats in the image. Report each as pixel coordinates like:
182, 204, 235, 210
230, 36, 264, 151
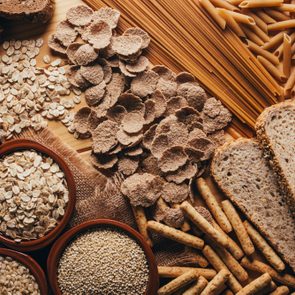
0, 247, 48, 294
0, 139, 76, 251
47, 219, 159, 295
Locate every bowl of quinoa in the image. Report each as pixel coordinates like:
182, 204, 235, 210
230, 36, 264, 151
0, 248, 48, 295
47, 219, 159, 295
0, 139, 76, 251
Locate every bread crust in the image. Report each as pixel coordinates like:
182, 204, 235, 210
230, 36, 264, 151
255, 100, 295, 217
0, 0, 53, 23
211, 138, 295, 272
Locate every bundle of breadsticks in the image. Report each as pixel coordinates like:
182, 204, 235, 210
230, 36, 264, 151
131, 178, 295, 294
200, 0, 295, 100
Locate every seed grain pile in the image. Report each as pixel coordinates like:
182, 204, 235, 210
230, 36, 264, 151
0, 38, 82, 142
0, 150, 69, 242
49, 6, 232, 220
57, 227, 149, 295
0, 255, 40, 295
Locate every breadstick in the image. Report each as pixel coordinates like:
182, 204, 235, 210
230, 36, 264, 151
131, 206, 153, 247
256, 10, 276, 24
199, 0, 226, 29
147, 221, 204, 249
247, 12, 268, 33
200, 269, 230, 295
239, 0, 283, 8
183, 276, 208, 295
202, 245, 242, 293
270, 286, 290, 295
269, 20, 295, 31
258, 281, 277, 295
221, 200, 255, 256
218, 9, 246, 37
241, 257, 295, 288
266, 9, 290, 21
180, 201, 228, 249
219, 10, 256, 25
243, 221, 285, 272
236, 273, 272, 295
283, 33, 292, 77
246, 39, 280, 65
257, 55, 287, 82
157, 269, 198, 295
158, 266, 216, 280
212, 220, 244, 260
196, 178, 232, 233
211, 241, 248, 282
188, 251, 209, 268
262, 31, 284, 50
242, 25, 264, 46
223, 291, 234, 295
210, 0, 239, 11
277, 4, 295, 12
172, 203, 191, 232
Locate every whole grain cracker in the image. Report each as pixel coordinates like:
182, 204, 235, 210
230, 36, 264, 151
152, 65, 176, 81
118, 50, 142, 63
119, 60, 136, 78
107, 105, 127, 123
83, 20, 112, 50
98, 59, 112, 83
73, 44, 98, 66
67, 65, 89, 89
175, 107, 203, 132
93, 97, 111, 118
55, 21, 78, 47
122, 111, 145, 134
66, 5, 93, 27
116, 128, 143, 147
165, 96, 188, 116
144, 99, 156, 125
88, 110, 101, 133
163, 207, 185, 229
48, 34, 66, 55
202, 97, 232, 134
92, 120, 119, 153
118, 157, 139, 176
108, 144, 123, 155
126, 56, 149, 73
140, 154, 163, 176
66, 42, 83, 64
207, 130, 226, 147
150, 134, 170, 159
85, 81, 106, 106
121, 173, 163, 207
176, 72, 196, 84
92, 7, 120, 29
111, 35, 142, 57
80, 63, 104, 85
165, 162, 198, 184
151, 90, 167, 118
123, 27, 151, 49
105, 73, 126, 107
177, 83, 208, 111
91, 152, 118, 170
125, 146, 143, 157
157, 78, 178, 98
184, 147, 205, 163
142, 124, 157, 150
117, 93, 145, 114
158, 146, 188, 173
73, 107, 92, 136
162, 182, 189, 204
131, 70, 159, 98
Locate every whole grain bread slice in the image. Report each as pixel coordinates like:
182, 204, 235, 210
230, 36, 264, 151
0, 0, 53, 23
256, 100, 295, 216
211, 138, 295, 272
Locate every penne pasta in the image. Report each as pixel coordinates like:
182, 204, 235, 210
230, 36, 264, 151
274, 32, 295, 58
283, 33, 292, 77
277, 4, 295, 12
210, 0, 240, 11
228, 0, 244, 5
257, 55, 287, 82
247, 11, 268, 33
246, 39, 280, 65
239, 0, 284, 9
220, 9, 255, 25
252, 24, 270, 42
199, 0, 226, 29
242, 25, 264, 46
268, 20, 295, 31
218, 9, 245, 37
262, 31, 284, 50
266, 9, 290, 21
285, 68, 295, 97
256, 10, 277, 24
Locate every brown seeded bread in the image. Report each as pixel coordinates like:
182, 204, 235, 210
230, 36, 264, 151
256, 100, 295, 216
0, 0, 53, 23
211, 138, 295, 272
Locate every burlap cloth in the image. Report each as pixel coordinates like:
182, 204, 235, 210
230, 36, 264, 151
15, 128, 198, 266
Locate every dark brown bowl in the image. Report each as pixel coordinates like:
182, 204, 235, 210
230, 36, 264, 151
0, 139, 76, 251
0, 248, 48, 295
47, 219, 159, 295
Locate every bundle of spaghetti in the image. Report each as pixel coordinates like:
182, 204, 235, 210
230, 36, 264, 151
84, 0, 282, 135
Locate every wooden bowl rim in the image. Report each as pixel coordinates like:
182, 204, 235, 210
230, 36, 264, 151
0, 139, 76, 251
47, 219, 159, 295
0, 247, 48, 295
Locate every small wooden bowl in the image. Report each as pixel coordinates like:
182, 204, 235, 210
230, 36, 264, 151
0, 139, 76, 251
0, 248, 48, 295
47, 219, 159, 295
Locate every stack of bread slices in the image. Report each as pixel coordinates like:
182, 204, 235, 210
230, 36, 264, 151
212, 100, 295, 273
